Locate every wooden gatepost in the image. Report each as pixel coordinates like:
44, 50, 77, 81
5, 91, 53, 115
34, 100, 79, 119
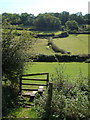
19, 73, 49, 102
45, 82, 53, 118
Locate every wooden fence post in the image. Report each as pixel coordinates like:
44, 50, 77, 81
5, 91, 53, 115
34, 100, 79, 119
88, 77, 90, 116
19, 77, 22, 94
47, 73, 49, 87
45, 82, 53, 118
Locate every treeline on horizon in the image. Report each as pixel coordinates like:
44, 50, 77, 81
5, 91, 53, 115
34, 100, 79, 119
2, 11, 90, 31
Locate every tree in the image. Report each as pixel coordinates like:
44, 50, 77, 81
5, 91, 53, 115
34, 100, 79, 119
2, 22, 34, 88
69, 12, 84, 24
59, 11, 69, 25
33, 13, 61, 30
84, 14, 90, 24
20, 13, 35, 26
2, 13, 21, 25
2, 22, 36, 116
65, 20, 79, 31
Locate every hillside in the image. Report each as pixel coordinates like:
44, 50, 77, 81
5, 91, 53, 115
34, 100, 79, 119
31, 34, 89, 55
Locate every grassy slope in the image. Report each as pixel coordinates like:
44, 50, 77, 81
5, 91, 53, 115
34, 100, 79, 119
31, 34, 89, 55
53, 34, 89, 55
14, 29, 89, 55
31, 38, 53, 55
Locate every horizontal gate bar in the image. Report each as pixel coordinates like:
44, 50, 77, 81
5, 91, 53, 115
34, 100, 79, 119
21, 78, 48, 81
21, 89, 38, 91
22, 83, 47, 86
22, 73, 49, 76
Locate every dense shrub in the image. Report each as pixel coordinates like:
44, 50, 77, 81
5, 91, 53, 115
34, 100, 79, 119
53, 31, 69, 39
65, 20, 79, 31
59, 31, 69, 38
85, 59, 90, 63
51, 42, 68, 54
2, 22, 35, 117
34, 67, 90, 120
69, 31, 90, 34
2, 86, 19, 116
35, 33, 54, 38
36, 54, 56, 62
36, 54, 90, 62
2, 22, 34, 88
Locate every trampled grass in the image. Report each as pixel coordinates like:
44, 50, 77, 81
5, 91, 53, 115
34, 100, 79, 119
7, 107, 38, 118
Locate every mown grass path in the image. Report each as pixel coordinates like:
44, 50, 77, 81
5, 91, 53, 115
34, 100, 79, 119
7, 107, 38, 118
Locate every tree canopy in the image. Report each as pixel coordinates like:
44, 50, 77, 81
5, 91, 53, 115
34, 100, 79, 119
33, 13, 61, 30
65, 20, 79, 31
2, 21, 34, 88
2, 11, 90, 31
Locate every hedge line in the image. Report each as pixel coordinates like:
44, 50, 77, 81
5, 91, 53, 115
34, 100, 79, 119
69, 31, 90, 34
35, 54, 90, 62
35, 32, 69, 38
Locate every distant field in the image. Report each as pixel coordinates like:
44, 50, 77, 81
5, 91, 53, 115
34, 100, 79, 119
53, 34, 89, 55
31, 34, 89, 55
31, 38, 54, 55
12, 29, 89, 55
23, 62, 88, 84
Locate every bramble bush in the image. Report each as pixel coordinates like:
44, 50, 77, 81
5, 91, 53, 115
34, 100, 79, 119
34, 66, 90, 120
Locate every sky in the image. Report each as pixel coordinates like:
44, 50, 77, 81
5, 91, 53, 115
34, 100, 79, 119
0, 0, 90, 15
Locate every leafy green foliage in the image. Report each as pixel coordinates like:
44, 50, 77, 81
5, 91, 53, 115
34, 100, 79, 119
34, 67, 90, 119
65, 20, 79, 31
2, 86, 19, 116
69, 12, 85, 24
59, 11, 69, 25
20, 13, 35, 26
2, 22, 34, 88
59, 31, 69, 38
2, 22, 36, 118
2, 12, 90, 32
2, 13, 21, 25
33, 13, 61, 30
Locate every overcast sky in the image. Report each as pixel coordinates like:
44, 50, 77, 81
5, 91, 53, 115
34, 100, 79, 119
0, 0, 90, 15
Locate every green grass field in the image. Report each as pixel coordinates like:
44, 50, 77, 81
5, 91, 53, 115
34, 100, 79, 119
53, 34, 89, 55
12, 29, 89, 55
31, 34, 89, 55
23, 62, 88, 84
